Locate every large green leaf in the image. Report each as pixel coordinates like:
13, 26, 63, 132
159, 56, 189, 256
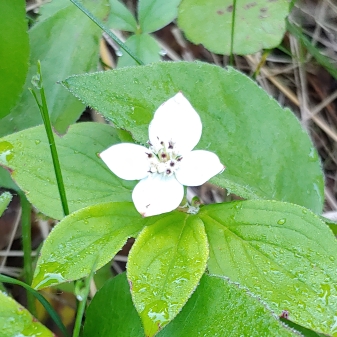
199, 200, 337, 336
83, 273, 144, 337
138, 0, 181, 33
0, 0, 109, 137
62, 62, 324, 213
0, 0, 29, 119
127, 211, 208, 337
159, 275, 300, 337
0, 123, 135, 220
32, 202, 147, 289
118, 34, 161, 68
0, 291, 53, 337
84, 273, 300, 337
109, 0, 138, 32
177, 0, 290, 55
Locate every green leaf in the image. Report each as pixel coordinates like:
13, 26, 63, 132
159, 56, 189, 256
37, 0, 70, 21
0, 122, 135, 220
127, 212, 208, 337
0, 274, 69, 337
0, 0, 29, 119
93, 262, 114, 290
282, 319, 327, 337
62, 62, 324, 213
158, 275, 300, 337
0, 0, 109, 137
118, 34, 161, 68
287, 20, 337, 81
199, 200, 337, 336
0, 166, 19, 191
0, 192, 12, 217
83, 273, 144, 337
83, 273, 299, 337
0, 291, 53, 337
177, 0, 290, 55
108, 0, 138, 32
321, 216, 337, 236
138, 0, 181, 33
32, 202, 146, 289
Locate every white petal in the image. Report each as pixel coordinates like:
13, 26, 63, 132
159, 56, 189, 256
175, 150, 225, 186
149, 92, 202, 154
132, 174, 184, 217
100, 143, 150, 180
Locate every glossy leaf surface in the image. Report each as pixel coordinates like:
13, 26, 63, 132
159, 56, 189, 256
0, 123, 135, 220
178, 0, 290, 55
0, 0, 29, 119
0, 291, 53, 337
63, 62, 324, 213
84, 273, 299, 337
199, 200, 337, 336
159, 275, 300, 337
32, 202, 146, 289
138, 0, 181, 33
118, 34, 161, 68
0, 0, 108, 137
127, 211, 208, 336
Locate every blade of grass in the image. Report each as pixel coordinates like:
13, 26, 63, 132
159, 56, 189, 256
69, 0, 144, 65
18, 190, 36, 316
0, 274, 70, 337
30, 61, 69, 217
229, 0, 237, 65
286, 20, 337, 80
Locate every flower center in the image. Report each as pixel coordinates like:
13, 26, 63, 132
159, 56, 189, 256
146, 139, 182, 176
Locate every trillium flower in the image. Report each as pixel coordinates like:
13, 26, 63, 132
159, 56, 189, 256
100, 92, 225, 217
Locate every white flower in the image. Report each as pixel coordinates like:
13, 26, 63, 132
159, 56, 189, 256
100, 92, 225, 217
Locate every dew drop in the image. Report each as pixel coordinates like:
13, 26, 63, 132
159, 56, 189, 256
35, 139, 41, 145
277, 218, 286, 225
159, 49, 167, 56
116, 49, 123, 57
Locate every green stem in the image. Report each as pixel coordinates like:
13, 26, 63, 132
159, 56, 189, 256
31, 62, 69, 217
229, 0, 237, 65
69, 0, 144, 65
252, 49, 270, 80
72, 286, 88, 337
72, 261, 97, 337
18, 191, 36, 316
